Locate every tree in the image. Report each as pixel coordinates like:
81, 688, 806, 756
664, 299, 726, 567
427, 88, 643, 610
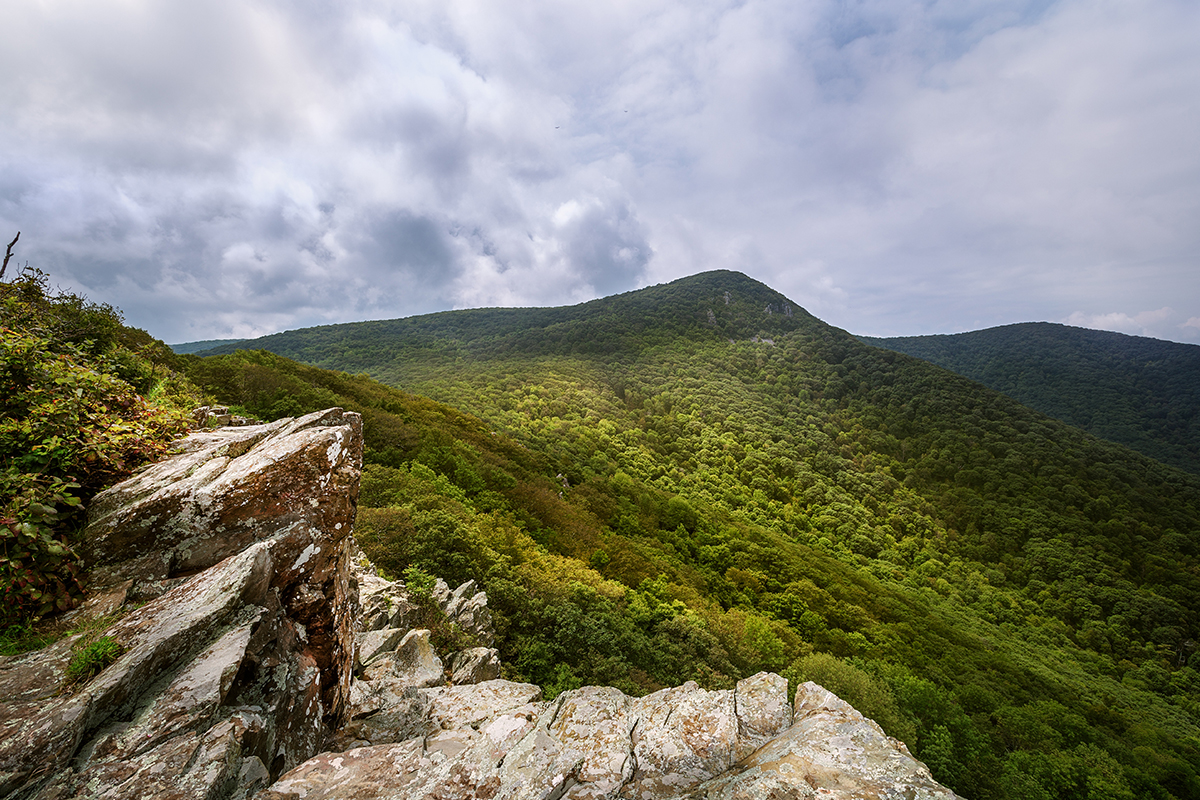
0, 232, 18, 282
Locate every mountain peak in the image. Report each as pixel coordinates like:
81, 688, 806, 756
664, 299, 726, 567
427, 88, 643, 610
196, 270, 832, 363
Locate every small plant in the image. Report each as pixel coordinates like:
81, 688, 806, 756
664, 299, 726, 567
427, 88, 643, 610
430, 620, 480, 655
64, 636, 123, 686
0, 622, 58, 656
402, 565, 437, 601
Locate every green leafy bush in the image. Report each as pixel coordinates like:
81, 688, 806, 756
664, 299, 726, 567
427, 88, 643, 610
0, 472, 84, 619
1, 271, 198, 626
785, 652, 916, 744
402, 565, 437, 600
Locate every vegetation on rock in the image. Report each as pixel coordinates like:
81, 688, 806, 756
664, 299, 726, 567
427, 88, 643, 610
1, 268, 197, 624
64, 635, 123, 686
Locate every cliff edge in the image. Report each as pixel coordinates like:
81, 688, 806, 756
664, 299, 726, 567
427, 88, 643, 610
0, 409, 959, 800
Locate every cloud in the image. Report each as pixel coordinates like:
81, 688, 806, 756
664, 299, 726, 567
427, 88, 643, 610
0, 0, 1197, 344
1064, 307, 1195, 342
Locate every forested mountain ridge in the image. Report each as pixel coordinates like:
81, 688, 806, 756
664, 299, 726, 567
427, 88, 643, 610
860, 323, 1200, 476
187, 270, 1200, 799
198, 270, 815, 364
167, 337, 246, 354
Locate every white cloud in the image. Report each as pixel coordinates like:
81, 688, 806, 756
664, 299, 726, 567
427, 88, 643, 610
1064, 307, 1191, 341
0, 0, 1197, 344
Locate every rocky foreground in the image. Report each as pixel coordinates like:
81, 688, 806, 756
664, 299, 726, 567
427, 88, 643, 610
0, 409, 959, 799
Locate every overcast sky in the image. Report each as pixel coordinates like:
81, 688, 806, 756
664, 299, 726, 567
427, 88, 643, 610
2, 0, 1198, 345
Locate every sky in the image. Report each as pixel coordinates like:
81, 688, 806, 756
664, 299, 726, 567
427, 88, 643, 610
2, 0, 1198, 346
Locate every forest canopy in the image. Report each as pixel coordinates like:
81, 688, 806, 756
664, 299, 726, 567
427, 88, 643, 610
187, 271, 1200, 800
861, 323, 1200, 476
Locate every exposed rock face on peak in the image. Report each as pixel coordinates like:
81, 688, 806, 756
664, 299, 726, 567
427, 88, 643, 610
83, 407, 361, 593
0, 407, 959, 800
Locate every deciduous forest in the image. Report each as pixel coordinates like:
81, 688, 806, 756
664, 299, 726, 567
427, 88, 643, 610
861, 323, 1200, 476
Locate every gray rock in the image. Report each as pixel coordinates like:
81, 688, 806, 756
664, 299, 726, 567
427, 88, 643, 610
357, 575, 416, 632
334, 680, 434, 750
0, 409, 365, 800
259, 675, 959, 800
442, 579, 477, 619
678, 681, 960, 800
362, 629, 444, 689
449, 647, 501, 685
82, 408, 363, 591
733, 671, 792, 761
0, 539, 275, 797
498, 685, 635, 800
429, 579, 496, 646
453, 591, 496, 646
356, 627, 409, 668
331, 678, 542, 753
423, 680, 544, 733
432, 578, 452, 607
82, 616, 259, 763
625, 681, 739, 798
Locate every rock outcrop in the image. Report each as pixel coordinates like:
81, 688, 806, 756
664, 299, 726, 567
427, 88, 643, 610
0, 409, 363, 799
260, 675, 958, 800
0, 407, 959, 800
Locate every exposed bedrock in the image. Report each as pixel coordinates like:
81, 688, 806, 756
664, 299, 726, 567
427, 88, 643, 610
0, 409, 363, 799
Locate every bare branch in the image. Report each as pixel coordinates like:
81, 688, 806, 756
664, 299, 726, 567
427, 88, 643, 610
1, 231, 19, 282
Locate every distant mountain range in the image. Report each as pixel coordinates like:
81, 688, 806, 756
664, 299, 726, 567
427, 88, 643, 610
181, 302, 1200, 478
168, 338, 246, 354
860, 324, 1200, 476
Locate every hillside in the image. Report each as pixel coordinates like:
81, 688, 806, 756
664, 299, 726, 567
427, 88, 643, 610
191, 271, 1200, 800
859, 323, 1200, 476
167, 337, 246, 354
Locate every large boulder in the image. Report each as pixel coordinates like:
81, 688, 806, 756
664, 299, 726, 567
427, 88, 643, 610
0, 409, 363, 800
260, 672, 959, 800
260, 672, 801, 800
682, 682, 959, 799
448, 647, 502, 685
82, 408, 362, 592
361, 629, 444, 689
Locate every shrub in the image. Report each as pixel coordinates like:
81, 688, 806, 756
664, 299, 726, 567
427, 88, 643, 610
0, 472, 84, 621
785, 652, 916, 744
1, 272, 196, 625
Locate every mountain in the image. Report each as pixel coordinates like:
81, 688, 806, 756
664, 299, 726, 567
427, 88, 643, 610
188, 271, 1200, 799
167, 337, 247, 354
859, 323, 1200, 476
